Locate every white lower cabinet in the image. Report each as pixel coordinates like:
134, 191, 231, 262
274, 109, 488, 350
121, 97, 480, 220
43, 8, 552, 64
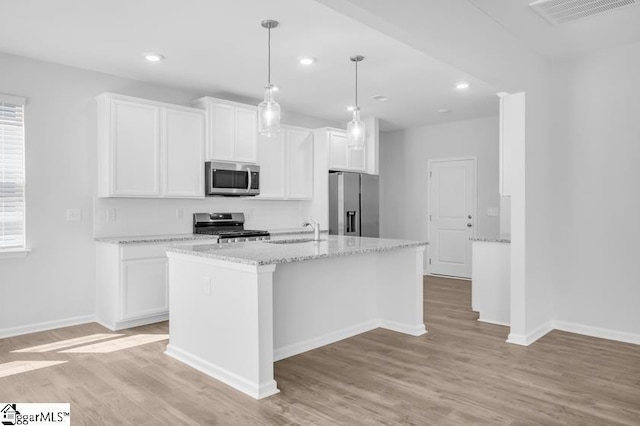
96, 239, 217, 331
256, 126, 313, 200
121, 257, 168, 320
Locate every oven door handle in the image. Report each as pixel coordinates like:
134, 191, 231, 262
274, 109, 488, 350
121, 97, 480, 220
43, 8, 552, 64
247, 169, 252, 193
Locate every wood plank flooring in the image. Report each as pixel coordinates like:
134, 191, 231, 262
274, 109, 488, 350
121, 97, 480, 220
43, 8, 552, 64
1, 275, 639, 425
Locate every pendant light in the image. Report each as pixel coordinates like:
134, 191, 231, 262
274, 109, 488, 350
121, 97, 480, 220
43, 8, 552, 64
258, 19, 281, 137
347, 55, 365, 150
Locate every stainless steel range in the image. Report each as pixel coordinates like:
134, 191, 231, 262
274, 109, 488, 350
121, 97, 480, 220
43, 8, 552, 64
193, 212, 270, 243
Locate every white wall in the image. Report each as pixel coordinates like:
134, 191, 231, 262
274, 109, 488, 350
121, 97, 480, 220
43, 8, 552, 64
0, 52, 335, 336
550, 41, 640, 340
319, 0, 555, 344
379, 116, 500, 266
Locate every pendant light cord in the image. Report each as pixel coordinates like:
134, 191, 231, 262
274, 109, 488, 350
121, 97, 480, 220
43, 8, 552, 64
268, 27, 271, 85
355, 60, 358, 107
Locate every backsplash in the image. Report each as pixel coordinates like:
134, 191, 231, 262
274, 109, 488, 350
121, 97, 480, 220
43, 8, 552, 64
93, 197, 309, 238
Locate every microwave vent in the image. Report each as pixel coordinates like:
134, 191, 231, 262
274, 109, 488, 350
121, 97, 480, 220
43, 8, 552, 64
529, 0, 638, 25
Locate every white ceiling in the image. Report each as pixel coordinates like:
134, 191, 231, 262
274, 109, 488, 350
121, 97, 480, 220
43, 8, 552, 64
2, 1, 638, 131
468, 0, 640, 58
0, 0, 499, 131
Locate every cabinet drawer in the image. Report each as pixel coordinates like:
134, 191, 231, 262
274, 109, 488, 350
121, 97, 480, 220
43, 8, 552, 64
120, 244, 169, 260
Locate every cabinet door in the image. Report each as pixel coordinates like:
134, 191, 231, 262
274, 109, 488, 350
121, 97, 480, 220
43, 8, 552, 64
328, 132, 349, 170
164, 108, 205, 198
209, 103, 235, 161
234, 107, 258, 163
256, 132, 286, 199
348, 145, 366, 171
121, 258, 168, 320
112, 100, 161, 196
287, 129, 314, 199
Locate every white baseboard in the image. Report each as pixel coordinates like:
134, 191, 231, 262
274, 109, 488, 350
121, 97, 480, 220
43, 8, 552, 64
379, 319, 427, 336
506, 321, 553, 346
274, 320, 379, 361
477, 318, 510, 327
552, 321, 640, 346
424, 272, 471, 281
0, 315, 96, 339
165, 344, 279, 400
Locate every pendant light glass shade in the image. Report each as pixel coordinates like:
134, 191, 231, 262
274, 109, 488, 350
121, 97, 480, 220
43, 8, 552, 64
347, 108, 365, 150
347, 55, 365, 150
258, 20, 280, 137
258, 84, 281, 137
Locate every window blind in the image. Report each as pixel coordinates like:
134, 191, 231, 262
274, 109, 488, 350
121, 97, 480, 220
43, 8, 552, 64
0, 94, 26, 250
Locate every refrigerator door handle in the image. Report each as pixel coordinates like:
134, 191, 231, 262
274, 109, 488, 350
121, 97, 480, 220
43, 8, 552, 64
346, 211, 358, 234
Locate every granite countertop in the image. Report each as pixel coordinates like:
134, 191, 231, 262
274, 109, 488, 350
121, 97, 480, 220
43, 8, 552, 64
95, 234, 220, 245
166, 235, 429, 266
268, 228, 329, 237
470, 235, 511, 243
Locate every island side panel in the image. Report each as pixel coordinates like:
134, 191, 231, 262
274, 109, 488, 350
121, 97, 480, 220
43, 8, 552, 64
165, 252, 279, 399
272, 253, 379, 361
375, 246, 427, 336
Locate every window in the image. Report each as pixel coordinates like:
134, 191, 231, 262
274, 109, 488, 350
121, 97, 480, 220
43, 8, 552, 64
0, 94, 26, 252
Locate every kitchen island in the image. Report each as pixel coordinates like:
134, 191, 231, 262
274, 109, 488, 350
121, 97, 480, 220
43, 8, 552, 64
165, 235, 428, 399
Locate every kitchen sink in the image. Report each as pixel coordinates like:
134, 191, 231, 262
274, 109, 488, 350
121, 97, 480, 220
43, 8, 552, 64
265, 238, 325, 244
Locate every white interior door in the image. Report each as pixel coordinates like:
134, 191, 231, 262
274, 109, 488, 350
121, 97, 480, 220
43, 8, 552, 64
429, 158, 476, 278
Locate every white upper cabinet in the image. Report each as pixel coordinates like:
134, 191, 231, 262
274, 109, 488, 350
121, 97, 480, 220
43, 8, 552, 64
286, 128, 314, 199
498, 92, 525, 197
257, 132, 286, 199
96, 93, 205, 198
163, 107, 205, 197
322, 128, 368, 173
109, 100, 161, 196
256, 126, 313, 200
192, 97, 258, 164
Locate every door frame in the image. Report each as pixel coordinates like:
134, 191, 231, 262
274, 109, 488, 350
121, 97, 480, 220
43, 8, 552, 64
426, 156, 478, 278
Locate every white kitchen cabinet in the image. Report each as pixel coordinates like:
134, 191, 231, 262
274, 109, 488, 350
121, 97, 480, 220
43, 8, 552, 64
471, 240, 511, 326
163, 108, 205, 197
322, 128, 367, 172
255, 126, 313, 200
192, 96, 258, 163
96, 238, 217, 331
257, 132, 286, 198
96, 93, 205, 198
498, 92, 525, 197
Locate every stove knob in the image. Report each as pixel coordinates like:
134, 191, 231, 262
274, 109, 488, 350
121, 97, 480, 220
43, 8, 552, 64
245, 238, 250, 242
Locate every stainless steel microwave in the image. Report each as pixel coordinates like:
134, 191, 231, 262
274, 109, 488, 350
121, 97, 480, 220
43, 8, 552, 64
205, 161, 260, 196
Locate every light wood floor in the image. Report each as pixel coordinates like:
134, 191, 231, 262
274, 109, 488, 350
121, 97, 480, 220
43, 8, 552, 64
1, 276, 639, 425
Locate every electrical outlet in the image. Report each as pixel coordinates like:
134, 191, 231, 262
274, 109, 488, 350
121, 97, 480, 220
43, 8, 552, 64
106, 208, 117, 222
66, 208, 82, 222
487, 207, 499, 217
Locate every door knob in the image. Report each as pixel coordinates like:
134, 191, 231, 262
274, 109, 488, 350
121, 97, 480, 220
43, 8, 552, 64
467, 223, 472, 228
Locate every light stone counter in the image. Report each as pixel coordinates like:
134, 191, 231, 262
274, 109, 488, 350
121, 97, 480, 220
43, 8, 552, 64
95, 234, 219, 245
166, 235, 428, 266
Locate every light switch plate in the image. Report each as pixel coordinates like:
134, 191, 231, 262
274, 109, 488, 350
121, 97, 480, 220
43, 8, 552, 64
66, 208, 82, 222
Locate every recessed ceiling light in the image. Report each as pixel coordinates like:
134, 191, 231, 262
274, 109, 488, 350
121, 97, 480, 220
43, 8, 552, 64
455, 82, 470, 90
298, 57, 316, 66
143, 53, 164, 62
347, 105, 355, 111
370, 95, 391, 102
271, 85, 280, 92
437, 109, 452, 114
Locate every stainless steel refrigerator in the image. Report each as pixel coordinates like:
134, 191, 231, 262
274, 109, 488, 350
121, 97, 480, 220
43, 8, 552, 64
329, 171, 379, 237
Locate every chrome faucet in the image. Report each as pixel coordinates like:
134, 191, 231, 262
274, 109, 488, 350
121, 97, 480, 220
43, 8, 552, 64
302, 217, 321, 241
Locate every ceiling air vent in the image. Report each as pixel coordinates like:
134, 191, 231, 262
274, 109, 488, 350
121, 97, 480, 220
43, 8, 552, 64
529, 0, 639, 25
